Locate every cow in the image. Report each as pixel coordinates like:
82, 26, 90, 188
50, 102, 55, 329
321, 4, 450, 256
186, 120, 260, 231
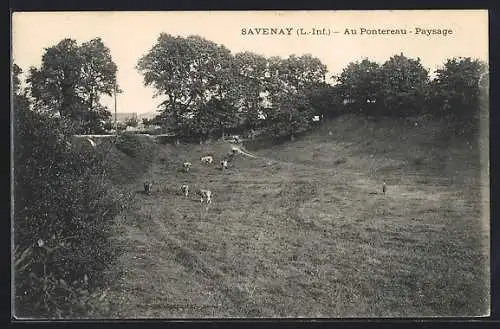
197, 189, 212, 204
220, 159, 228, 170
181, 184, 189, 197
183, 161, 192, 172
382, 182, 387, 195
85, 138, 97, 148
201, 155, 214, 164
144, 181, 153, 195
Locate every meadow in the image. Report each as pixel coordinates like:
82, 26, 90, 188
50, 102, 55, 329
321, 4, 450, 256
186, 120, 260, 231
103, 114, 489, 318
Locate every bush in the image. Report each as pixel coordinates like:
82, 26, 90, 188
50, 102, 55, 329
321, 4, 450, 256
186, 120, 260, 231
13, 103, 125, 318
101, 133, 158, 185
115, 132, 156, 163
14, 242, 113, 318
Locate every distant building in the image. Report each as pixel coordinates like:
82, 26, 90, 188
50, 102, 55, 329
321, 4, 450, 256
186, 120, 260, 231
137, 111, 157, 120
112, 112, 138, 123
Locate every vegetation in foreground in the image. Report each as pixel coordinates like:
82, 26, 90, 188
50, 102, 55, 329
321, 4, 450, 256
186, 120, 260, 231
13, 77, 157, 318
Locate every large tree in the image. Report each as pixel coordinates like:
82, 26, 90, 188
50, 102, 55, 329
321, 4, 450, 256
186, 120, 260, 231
265, 54, 328, 98
377, 53, 429, 116
262, 54, 328, 139
27, 38, 118, 134
427, 57, 487, 123
136, 34, 235, 138
230, 51, 268, 130
335, 58, 381, 115
279, 54, 328, 92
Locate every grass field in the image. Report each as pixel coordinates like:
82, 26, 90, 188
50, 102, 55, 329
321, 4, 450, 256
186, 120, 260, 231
103, 114, 489, 318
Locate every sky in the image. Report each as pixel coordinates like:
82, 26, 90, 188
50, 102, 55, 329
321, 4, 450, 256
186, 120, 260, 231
12, 10, 488, 115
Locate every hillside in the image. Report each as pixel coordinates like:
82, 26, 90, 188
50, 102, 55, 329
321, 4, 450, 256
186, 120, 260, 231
103, 114, 489, 318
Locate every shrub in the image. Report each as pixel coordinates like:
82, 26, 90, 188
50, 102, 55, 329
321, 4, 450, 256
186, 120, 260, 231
13, 103, 125, 318
14, 242, 113, 318
115, 132, 156, 164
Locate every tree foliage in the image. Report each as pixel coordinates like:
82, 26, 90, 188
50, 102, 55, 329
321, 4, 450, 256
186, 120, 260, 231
428, 57, 487, 121
13, 63, 23, 95
377, 54, 429, 116
265, 54, 327, 99
136, 34, 234, 136
336, 54, 430, 117
27, 38, 118, 134
13, 62, 123, 317
231, 52, 268, 129
263, 55, 328, 138
336, 59, 381, 115
274, 54, 328, 93
303, 82, 343, 118
263, 93, 315, 139
137, 34, 485, 141
137, 35, 330, 140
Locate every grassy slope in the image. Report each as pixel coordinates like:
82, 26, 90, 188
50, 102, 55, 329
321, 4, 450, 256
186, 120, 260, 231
105, 115, 489, 318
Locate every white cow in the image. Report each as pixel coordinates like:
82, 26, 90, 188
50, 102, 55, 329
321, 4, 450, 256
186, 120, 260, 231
220, 159, 228, 170
198, 189, 212, 204
183, 161, 192, 172
85, 138, 97, 148
201, 155, 214, 164
181, 184, 189, 197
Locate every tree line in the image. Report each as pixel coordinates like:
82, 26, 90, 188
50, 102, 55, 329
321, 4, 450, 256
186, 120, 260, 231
137, 34, 487, 139
16, 34, 487, 140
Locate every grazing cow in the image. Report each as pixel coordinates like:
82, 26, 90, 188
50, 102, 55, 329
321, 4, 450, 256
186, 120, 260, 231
181, 184, 189, 197
183, 161, 192, 172
144, 181, 153, 195
220, 159, 228, 170
382, 182, 387, 195
198, 189, 212, 204
85, 138, 97, 148
201, 155, 214, 164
